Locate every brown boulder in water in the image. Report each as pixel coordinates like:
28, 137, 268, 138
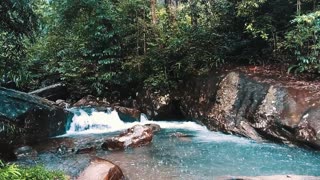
101, 124, 154, 150
77, 158, 124, 180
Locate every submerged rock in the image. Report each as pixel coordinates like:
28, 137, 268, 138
101, 124, 155, 150
170, 132, 193, 138
145, 123, 161, 133
77, 158, 124, 180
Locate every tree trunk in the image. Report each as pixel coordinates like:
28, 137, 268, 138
151, 0, 157, 25
190, 0, 198, 28
297, 0, 301, 15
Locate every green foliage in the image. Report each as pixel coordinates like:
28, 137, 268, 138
2, 0, 320, 96
0, 161, 20, 179
0, 0, 38, 88
28, 0, 123, 95
0, 161, 66, 180
286, 11, 320, 73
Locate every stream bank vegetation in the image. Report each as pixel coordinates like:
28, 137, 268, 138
0, 160, 67, 180
1, 0, 320, 97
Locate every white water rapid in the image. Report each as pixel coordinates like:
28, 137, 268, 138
64, 108, 251, 144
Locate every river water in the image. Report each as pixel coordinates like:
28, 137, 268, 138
24, 108, 320, 179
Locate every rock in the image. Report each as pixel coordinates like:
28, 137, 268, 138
73, 95, 110, 108
55, 99, 70, 108
29, 83, 68, 101
177, 71, 320, 149
0, 87, 70, 146
114, 106, 141, 122
137, 70, 320, 150
101, 125, 154, 150
14, 146, 37, 160
145, 123, 161, 133
136, 91, 185, 120
77, 158, 124, 180
76, 147, 96, 154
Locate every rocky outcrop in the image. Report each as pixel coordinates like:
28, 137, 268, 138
114, 106, 141, 122
137, 70, 320, 150
101, 124, 157, 150
179, 71, 320, 149
137, 90, 184, 120
29, 83, 68, 101
77, 158, 124, 180
0, 87, 70, 145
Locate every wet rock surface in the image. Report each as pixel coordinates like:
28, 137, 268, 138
0, 87, 70, 148
137, 70, 320, 150
114, 106, 141, 122
102, 124, 156, 150
178, 71, 320, 149
77, 158, 124, 180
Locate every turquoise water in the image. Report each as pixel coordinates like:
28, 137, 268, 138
44, 108, 320, 179
99, 128, 320, 179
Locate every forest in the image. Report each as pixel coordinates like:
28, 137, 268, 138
1, 0, 320, 98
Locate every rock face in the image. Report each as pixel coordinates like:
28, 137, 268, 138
179, 71, 320, 149
137, 90, 184, 120
114, 106, 141, 122
0, 87, 69, 145
77, 158, 124, 180
101, 124, 156, 150
137, 70, 320, 150
29, 83, 68, 101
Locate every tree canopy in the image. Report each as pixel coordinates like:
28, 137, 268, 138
1, 0, 320, 97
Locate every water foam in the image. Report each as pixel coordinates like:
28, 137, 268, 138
65, 108, 251, 144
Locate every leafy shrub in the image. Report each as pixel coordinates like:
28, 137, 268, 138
0, 161, 67, 180
286, 11, 320, 73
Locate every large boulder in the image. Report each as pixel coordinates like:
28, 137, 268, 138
101, 124, 156, 150
0, 87, 69, 145
136, 69, 320, 150
178, 71, 320, 149
77, 158, 124, 180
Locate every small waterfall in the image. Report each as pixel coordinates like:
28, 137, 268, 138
140, 113, 149, 123
66, 108, 131, 134
65, 107, 246, 144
